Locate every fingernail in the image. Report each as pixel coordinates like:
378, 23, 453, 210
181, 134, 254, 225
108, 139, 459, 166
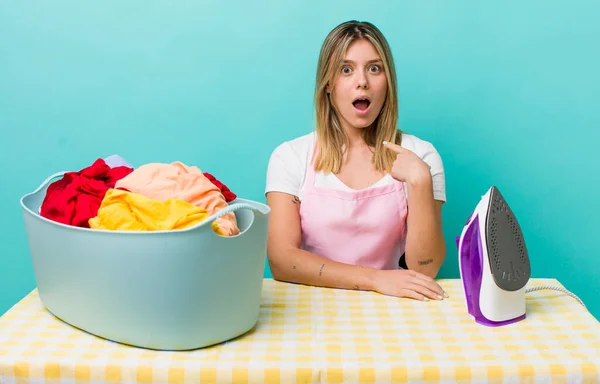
423, 297, 429, 301
382, 141, 388, 145
444, 292, 449, 298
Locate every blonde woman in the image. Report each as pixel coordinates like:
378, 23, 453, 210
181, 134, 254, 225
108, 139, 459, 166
265, 21, 448, 301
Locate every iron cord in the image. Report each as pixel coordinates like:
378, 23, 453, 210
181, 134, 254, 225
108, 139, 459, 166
525, 285, 586, 309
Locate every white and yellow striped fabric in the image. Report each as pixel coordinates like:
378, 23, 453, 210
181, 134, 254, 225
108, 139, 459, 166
1, 278, 599, 383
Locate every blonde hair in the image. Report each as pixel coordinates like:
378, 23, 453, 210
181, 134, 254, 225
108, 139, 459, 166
313, 20, 402, 174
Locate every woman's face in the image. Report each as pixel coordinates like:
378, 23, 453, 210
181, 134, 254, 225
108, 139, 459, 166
331, 38, 388, 131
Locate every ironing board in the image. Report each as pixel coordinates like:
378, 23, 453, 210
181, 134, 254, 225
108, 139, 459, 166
1, 278, 599, 383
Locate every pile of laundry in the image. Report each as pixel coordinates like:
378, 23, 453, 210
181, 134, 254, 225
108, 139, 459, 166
39, 155, 240, 235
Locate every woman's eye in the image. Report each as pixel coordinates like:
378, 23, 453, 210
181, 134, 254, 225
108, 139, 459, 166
369, 65, 381, 73
341, 66, 352, 74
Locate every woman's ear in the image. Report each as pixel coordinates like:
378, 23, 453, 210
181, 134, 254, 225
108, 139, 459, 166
326, 82, 330, 94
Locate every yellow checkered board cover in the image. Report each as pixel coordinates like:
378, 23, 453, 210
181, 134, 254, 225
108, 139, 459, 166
1, 278, 599, 383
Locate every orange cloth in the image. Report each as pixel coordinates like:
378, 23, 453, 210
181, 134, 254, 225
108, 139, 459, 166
114, 162, 239, 236
89, 189, 224, 233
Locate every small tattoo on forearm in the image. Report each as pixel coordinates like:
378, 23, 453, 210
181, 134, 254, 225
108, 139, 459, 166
292, 196, 300, 204
418, 259, 434, 266
319, 264, 325, 276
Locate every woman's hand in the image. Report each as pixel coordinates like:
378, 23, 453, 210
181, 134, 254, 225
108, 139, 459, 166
370, 268, 448, 301
382, 141, 431, 185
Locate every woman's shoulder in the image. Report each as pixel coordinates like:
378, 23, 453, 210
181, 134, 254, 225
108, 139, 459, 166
400, 132, 444, 166
268, 132, 316, 170
265, 132, 315, 197
400, 132, 440, 156
271, 131, 316, 158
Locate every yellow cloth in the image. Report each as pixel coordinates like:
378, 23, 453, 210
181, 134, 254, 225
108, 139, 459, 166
114, 161, 239, 236
88, 189, 223, 234
0, 279, 598, 383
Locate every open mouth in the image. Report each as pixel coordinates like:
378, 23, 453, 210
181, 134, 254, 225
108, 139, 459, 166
352, 96, 371, 111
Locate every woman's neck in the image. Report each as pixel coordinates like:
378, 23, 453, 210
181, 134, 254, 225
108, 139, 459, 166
342, 123, 371, 148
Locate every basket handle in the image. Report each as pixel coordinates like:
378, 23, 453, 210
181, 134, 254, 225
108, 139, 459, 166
205, 202, 269, 223
31, 171, 68, 194
197, 202, 269, 235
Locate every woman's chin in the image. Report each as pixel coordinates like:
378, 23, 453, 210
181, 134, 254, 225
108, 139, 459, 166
347, 117, 378, 130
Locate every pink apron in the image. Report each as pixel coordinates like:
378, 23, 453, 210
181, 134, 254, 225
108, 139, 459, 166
299, 144, 409, 270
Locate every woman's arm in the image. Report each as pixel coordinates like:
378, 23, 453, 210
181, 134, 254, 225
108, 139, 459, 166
404, 177, 446, 278
266, 191, 377, 291
266, 190, 447, 299
382, 140, 446, 278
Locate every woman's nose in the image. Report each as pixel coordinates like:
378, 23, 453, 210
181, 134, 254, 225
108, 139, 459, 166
356, 71, 368, 89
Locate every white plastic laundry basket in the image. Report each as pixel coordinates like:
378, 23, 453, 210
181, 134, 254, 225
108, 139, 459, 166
19, 171, 271, 351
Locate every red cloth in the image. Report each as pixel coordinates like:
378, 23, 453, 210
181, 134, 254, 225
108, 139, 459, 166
40, 159, 134, 227
203, 172, 237, 202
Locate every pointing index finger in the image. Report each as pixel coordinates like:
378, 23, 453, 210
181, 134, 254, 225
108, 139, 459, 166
382, 141, 404, 153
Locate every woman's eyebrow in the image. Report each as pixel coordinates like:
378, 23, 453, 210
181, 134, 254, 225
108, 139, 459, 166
343, 58, 383, 64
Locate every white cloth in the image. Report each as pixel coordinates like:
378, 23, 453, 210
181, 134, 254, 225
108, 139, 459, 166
265, 131, 446, 202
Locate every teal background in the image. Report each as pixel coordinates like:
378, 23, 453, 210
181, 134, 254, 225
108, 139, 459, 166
1, 1, 599, 319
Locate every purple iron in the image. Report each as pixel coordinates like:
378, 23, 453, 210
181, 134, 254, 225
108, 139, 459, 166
457, 186, 531, 326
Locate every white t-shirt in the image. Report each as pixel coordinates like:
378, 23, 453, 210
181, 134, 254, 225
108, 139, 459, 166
265, 131, 446, 202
